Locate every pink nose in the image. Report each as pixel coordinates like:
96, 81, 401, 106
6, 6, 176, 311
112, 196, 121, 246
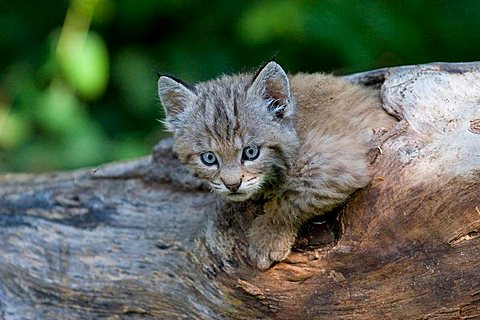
225, 182, 241, 192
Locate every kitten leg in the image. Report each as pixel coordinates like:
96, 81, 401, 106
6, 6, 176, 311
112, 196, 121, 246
248, 143, 372, 270
248, 198, 298, 270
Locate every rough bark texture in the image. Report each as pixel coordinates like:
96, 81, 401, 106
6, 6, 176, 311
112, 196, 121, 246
1, 62, 479, 319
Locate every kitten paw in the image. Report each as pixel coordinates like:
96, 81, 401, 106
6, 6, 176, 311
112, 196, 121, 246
248, 218, 296, 270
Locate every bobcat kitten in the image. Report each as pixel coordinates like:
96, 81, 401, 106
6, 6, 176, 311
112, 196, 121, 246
158, 61, 395, 270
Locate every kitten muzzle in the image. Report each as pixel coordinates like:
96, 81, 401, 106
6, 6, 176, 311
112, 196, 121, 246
224, 181, 242, 192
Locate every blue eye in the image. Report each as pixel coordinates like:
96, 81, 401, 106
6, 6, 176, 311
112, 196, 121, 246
200, 151, 218, 166
242, 146, 260, 161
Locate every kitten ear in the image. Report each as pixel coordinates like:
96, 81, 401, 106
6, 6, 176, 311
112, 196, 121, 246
248, 61, 293, 119
158, 75, 196, 129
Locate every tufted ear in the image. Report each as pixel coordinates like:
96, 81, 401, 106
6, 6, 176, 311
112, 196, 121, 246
248, 61, 293, 120
158, 75, 196, 130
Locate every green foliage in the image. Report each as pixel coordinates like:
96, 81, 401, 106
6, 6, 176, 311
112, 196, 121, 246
57, 31, 109, 100
1, 0, 480, 172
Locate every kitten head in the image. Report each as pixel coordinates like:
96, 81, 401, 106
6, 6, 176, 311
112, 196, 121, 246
158, 61, 298, 201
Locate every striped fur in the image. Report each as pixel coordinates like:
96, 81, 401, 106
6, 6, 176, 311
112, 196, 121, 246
158, 61, 396, 269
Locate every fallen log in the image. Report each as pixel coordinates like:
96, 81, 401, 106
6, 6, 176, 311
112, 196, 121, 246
0, 62, 479, 319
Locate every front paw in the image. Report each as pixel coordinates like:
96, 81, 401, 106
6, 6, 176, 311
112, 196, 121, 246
248, 220, 296, 270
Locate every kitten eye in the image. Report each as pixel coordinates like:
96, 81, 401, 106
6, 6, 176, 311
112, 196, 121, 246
242, 146, 260, 161
200, 151, 218, 166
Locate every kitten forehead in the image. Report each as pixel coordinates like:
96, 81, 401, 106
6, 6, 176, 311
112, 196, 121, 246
189, 74, 253, 143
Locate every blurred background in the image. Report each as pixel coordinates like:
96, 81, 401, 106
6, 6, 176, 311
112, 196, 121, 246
1, 0, 480, 172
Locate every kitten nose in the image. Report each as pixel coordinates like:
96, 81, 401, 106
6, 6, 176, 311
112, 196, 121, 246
225, 181, 241, 192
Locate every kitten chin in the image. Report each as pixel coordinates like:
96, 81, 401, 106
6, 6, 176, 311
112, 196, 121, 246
220, 192, 253, 202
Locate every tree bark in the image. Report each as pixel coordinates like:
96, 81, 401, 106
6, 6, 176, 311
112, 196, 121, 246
1, 62, 479, 319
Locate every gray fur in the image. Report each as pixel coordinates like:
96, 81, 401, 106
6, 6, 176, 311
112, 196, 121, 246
158, 61, 396, 270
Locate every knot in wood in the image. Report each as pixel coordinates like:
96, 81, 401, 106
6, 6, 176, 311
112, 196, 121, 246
468, 119, 480, 134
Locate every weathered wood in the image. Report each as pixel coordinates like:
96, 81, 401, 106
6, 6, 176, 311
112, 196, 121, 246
1, 62, 479, 319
